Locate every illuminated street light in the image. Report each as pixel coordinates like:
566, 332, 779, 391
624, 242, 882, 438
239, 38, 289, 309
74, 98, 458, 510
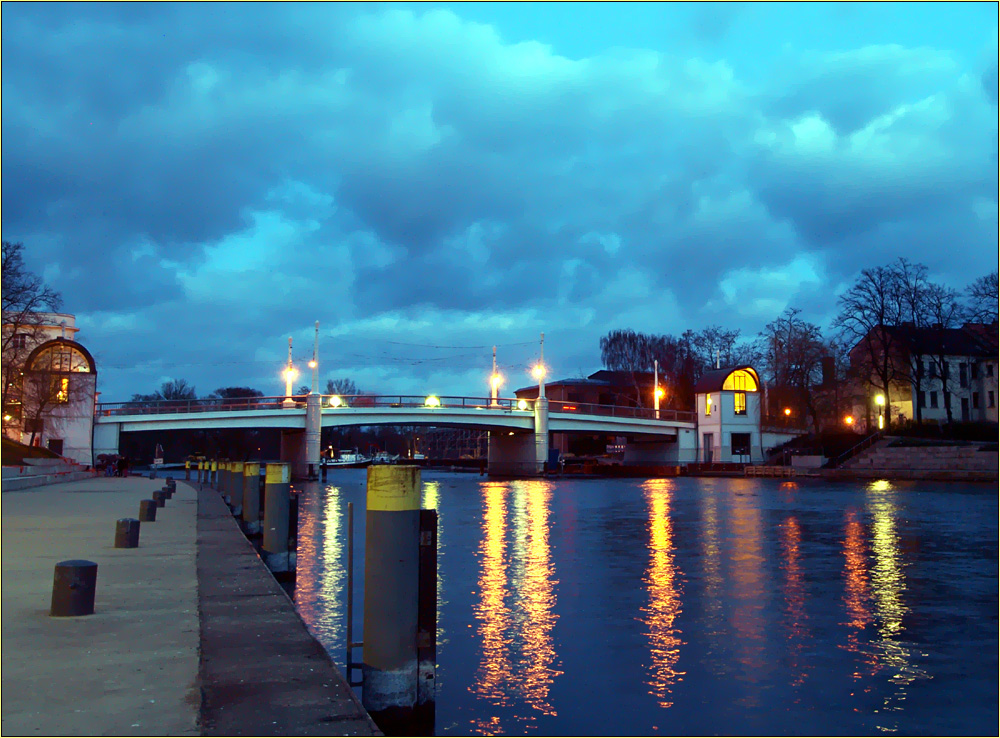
424, 395, 441, 408
783, 407, 792, 416
329, 395, 343, 408
875, 394, 886, 406
517, 399, 529, 411
875, 394, 886, 430
845, 415, 855, 426
532, 364, 546, 381
308, 360, 317, 369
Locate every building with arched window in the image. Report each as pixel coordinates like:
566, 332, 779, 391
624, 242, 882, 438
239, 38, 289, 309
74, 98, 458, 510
2, 313, 97, 465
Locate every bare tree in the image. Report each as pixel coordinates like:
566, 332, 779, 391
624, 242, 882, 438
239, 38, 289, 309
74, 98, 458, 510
923, 283, 966, 424
965, 271, 999, 323
892, 258, 933, 424
757, 308, 828, 431
2, 241, 62, 428
325, 378, 359, 395
832, 265, 905, 429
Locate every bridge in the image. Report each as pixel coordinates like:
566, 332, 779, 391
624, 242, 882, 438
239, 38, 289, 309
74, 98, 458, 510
93, 394, 698, 477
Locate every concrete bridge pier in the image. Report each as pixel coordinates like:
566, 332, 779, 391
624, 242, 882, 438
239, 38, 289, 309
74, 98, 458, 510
305, 393, 321, 481
622, 428, 698, 465
534, 397, 549, 474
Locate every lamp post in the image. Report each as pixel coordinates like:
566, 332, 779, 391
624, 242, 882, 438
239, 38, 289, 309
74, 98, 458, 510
309, 321, 319, 395
490, 346, 501, 407
875, 393, 885, 430
283, 337, 297, 408
532, 332, 546, 399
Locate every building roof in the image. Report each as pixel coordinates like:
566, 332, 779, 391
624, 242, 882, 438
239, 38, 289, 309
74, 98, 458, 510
693, 365, 759, 394
885, 322, 999, 358
512, 376, 609, 395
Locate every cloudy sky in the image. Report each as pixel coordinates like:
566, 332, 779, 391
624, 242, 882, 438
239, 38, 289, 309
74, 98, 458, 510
3, 2, 997, 402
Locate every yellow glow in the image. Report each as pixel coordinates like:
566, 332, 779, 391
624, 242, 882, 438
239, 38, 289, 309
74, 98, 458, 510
845, 415, 854, 425
517, 399, 529, 411
472, 482, 512, 703
490, 373, 503, 391
878, 414, 884, 429
705, 395, 712, 416
328, 395, 342, 408
308, 359, 317, 369
3, 414, 11, 422
655, 386, 665, 399
722, 369, 759, 392
284, 366, 298, 382
424, 395, 441, 407
780, 516, 810, 687
640, 479, 685, 708
531, 364, 547, 381
875, 394, 885, 406
734, 391, 746, 414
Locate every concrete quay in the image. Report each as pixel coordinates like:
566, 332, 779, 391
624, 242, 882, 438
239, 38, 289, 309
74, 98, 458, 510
1, 476, 379, 736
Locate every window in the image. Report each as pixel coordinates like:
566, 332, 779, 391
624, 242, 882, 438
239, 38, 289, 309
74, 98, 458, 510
731, 433, 752, 457
930, 391, 938, 408
50, 377, 69, 403
988, 365, 995, 378
12, 333, 30, 350
929, 362, 937, 379
973, 392, 980, 409
971, 363, 980, 380
960, 364, 968, 388
919, 391, 926, 408
734, 391, 746, 415
705, 395, 712, 416
722, 370, 758, 392
944, 392, 952, 409
990, 391, 996, 408
943, 362, 950, 379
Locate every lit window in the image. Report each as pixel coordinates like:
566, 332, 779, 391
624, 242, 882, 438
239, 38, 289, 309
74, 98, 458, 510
722, 370, 758, 392
52, 377, 69, 403
734, 391, 746, 415
705, 395, 712, 416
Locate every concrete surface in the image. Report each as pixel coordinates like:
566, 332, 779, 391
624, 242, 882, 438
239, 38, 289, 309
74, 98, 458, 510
1, 476, 200, 736
197, 486, 379, 736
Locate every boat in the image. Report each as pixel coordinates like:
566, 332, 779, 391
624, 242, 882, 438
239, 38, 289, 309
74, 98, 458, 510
324, 449, 371, 468
371, 451, 400, 465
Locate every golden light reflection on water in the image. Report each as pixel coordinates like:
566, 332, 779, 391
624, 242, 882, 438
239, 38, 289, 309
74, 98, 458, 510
294, 484, 344, 651
867, 489, 930, 730
728, 480, 768, 706
841, 509, 878, 683
779, 515, 810, 689
422, 480, 448, 649
470, 479, 562, 731
640, 479, 686, 708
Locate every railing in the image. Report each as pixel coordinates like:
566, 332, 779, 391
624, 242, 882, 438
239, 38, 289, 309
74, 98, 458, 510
826, 430, 886, 469
95, 394, 696, 423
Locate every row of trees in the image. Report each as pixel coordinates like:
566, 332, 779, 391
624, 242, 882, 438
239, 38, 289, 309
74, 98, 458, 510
600, 260, 998, 431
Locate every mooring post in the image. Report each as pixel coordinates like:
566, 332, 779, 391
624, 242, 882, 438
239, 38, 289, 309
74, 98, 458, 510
139, 499, 157, 522
415, 508, 438, 733
210, 459, 218, 488
161, 485, 173, 500
50, 560, 98, 617
152, 490, 166, 508
114, 518, 140, 548
262, 462, 291, 572
229, 461, 245, 515
362, 465, 421, 734
218, 460, 229, 501
242, 462, 261, 534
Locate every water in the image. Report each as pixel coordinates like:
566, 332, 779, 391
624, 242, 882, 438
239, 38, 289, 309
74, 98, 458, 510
293, 471, 998, 736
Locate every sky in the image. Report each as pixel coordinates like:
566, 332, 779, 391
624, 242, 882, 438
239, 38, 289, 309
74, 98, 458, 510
2, 2, 997, 402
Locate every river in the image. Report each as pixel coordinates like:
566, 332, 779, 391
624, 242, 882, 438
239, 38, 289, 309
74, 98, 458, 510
291, 470, 998, 736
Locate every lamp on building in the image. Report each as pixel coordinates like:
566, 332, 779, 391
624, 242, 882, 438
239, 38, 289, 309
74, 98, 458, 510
875, 393, 885, 430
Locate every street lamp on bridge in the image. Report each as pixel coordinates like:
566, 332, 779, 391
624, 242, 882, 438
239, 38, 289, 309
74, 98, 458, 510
283, 337, 298, 408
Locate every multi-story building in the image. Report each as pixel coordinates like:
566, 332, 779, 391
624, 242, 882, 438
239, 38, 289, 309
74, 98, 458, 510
2, 312, 97, 465
847, 322, 999, 429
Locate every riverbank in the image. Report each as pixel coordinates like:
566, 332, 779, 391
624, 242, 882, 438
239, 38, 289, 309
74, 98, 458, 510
1, 476, 379, 736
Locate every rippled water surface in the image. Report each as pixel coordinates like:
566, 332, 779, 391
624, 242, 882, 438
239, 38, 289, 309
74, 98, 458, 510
293, 472, 998, 736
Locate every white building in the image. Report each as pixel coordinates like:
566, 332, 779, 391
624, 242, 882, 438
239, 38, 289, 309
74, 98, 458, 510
2, 312, 97, 465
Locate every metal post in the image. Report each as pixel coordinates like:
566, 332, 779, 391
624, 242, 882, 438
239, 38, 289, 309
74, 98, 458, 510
50, 560, 98, 617
362, 465, 421, 734
230, 461, 245, 515
415, 509, 438, 734
242, 462, 261, 534
263, 462, 291, 572
346, 501, 361, 686
114, 518, 140, 548
139, 499, 157, 522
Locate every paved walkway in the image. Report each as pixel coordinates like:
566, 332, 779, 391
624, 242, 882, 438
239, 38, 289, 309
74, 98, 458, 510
1, 476, 379, 736
2, 476, 200, 736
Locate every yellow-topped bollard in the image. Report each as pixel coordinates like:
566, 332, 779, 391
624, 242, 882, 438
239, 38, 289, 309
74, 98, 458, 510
263, 463, 292, 572
229, 461, 245, 514
362, 465, 422, 734
242, 462, 261, 534
184, 459, 191, 481
210, 459, 218, 487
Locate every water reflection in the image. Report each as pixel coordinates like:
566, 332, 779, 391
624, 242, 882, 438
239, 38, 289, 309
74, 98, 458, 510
422, 481, 448, 651
294, 483, 345, 660
778, 515, 810, 689
867, 484, 930, 731
699, 485, 726, 677
727, 480, 769, 705
640, 479, 685, 708
470, 480, 562, 731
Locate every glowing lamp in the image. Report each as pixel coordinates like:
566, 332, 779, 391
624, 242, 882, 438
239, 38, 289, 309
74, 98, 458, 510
844, 415, 854, 425
329, 395, 342, 408
308, 360, 317, 369
655, 387, 665, 399
517, 399, 529, 411
424, 395, 441, 408
531, 364, 546, 381
2, 414, 11, 422
783, 407, 792, 416
490, 373, 502, 390
875, 394, 885, 407
878, 415, 885, 430
284, 367, 298, 382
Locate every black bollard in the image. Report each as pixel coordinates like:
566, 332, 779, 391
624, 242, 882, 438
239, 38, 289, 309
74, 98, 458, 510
152, 490, 166, 508
161, 485, 173, 499
114, 518, 140, 548
139, 499, 157, 521
50, 560, 98, 617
